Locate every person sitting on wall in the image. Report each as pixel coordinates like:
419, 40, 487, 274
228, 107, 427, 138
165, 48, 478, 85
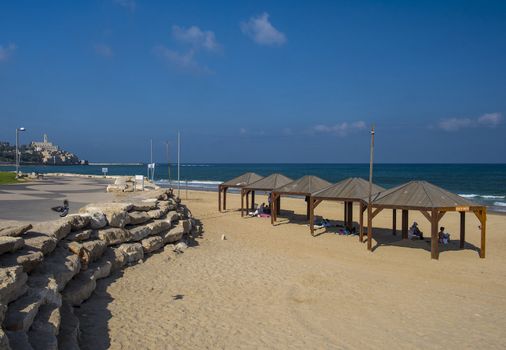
408, 222, 424, 240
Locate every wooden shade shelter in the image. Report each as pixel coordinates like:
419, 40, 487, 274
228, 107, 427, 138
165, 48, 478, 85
218, 172, 264, 212
367, 180, 486, 260
309, 177, 385, 239
240, 174, 293, 217
271, 175, 332, 225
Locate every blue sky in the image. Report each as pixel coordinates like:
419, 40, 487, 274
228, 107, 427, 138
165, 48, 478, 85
1, 0, 505, 163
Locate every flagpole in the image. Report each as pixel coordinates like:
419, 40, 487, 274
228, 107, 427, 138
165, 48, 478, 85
177, 131, 181, 198
367, 124, 375, 251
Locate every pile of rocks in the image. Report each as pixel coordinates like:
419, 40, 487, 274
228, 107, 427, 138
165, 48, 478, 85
0, 189, 196, 349
106, 176, 158, 193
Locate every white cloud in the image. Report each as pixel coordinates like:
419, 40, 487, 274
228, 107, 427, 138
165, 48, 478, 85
241, 12, 286, 46
94, 43, 114, 58
312, 121, 366, 136
438, 113, 502, 131
477, 112, 502, 127
153, 46, 211, 74
172, 25, 219, 51
154, 24, 219, 74
240, 128, 247, 134
114, 0, 135, 12
0, 43, 17, 62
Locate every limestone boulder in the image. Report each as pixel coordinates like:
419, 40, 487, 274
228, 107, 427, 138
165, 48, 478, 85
30, 220, 71, 241
146, 220, 171, 236
4, 292, 44, 332
63, 214, 90, 231
166, 211, 180, 223
27, 303, 60, 350
62, 271, 96, 306
57, 301, 79, 350
0, 249, 44, 273
103, 247, 126, 272
1, 303, 6, 324
141, 236, 163, 254
182, 219, 192, 234
6, 331, 30, 350
127, 211, 151, 225
117, 243, 144, 264
0, 329, 10, 350
147, 208, 165, 219
127, 225, 153, 242
65, 228, 94, 242
131, 201, 158, 211
97, 227, 131, 246
33, 248, 81, 292
67, 240, 107, 263
0, 221, 32, 238
80, 203, 132, 228
0, 236, 24, 255
0, 266, 28, 305
160, 225, 184, 244
88, 259, 112, 280
23, 232, 57, 256
85, 211, 107, 229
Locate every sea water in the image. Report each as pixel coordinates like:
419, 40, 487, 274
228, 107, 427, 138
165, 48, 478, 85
4, 163, 506, 212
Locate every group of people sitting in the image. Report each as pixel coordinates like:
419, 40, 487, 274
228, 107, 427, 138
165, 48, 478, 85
408, 222, 451, 245
249, 202, 272, 217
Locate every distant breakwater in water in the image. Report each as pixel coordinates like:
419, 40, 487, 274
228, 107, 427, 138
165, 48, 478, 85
5, 163, 506, 212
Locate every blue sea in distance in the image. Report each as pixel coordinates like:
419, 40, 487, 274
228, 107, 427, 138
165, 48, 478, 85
4, 163, 506, 212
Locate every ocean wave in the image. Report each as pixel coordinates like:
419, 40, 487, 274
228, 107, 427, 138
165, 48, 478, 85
493, 201, 506, 207
156, 179, 222, 185
459, 194, 505, 200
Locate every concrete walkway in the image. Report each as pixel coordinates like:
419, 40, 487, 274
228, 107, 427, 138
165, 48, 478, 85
0, 176, 115, 223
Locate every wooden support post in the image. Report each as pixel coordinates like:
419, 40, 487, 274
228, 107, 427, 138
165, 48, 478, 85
310, 198, 315, 236
223, 188, 227, 211
271, 194, 276, 223
246, 191, 249, 214
392, 209, 396, 235
346, 202, 353, 230
480, 209, 486, 258
218, 187, 222, 212
251, 191, 255, 211
344, 201, 348, 228
431, 209, 439, 260
306, 196, 310, 220
402, 210, 409, 239
367, 205, 373, 251
277, 196, 281, 215
240, 190, 244, 217
460, 211, 465, 249
359, 203, 364, 242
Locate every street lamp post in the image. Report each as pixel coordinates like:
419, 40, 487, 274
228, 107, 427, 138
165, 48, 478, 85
15, 127, 26, 177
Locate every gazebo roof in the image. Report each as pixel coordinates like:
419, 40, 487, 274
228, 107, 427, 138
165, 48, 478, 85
221, 172, 264, 188
370, 180, 481, 209
243, 173, 293, 191
273, 175, 332, 195
312, 177, 385, 201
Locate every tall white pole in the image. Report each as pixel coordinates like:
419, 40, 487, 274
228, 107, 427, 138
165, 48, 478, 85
177, 131, 181, 197
367, 124, 375, 251
15, 129, 19, 176
150, 139, 153, 181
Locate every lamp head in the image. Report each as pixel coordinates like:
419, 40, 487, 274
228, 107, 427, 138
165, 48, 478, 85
18, 127, 26, 131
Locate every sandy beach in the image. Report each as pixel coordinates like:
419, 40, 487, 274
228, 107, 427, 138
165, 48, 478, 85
75, 189, 506, 349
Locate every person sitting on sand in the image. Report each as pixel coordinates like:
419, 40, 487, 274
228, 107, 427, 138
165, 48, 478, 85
408, 222, 423, 240
439, 227, 450, 245
250, 203, 266, 217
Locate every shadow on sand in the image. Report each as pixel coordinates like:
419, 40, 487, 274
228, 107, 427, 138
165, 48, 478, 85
74, 218, 205, 349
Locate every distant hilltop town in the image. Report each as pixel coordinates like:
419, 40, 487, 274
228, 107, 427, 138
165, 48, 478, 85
0, 134, 88, 165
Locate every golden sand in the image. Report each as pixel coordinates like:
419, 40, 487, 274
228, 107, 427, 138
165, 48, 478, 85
78, 190, 506, 349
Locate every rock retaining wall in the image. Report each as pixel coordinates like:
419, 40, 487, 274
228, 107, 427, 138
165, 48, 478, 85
0, 189, 196, 349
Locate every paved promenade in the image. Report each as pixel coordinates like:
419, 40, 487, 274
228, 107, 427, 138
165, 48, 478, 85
0, 176, 115, 223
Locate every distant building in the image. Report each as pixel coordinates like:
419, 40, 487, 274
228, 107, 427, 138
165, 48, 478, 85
31, 134, 59, 152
